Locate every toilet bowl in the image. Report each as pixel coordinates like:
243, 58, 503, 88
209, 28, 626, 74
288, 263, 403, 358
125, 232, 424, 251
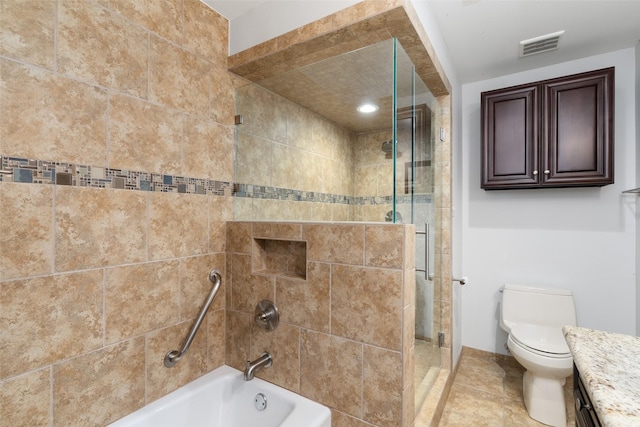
507, 324, 573, 426
500, 284, 576, 427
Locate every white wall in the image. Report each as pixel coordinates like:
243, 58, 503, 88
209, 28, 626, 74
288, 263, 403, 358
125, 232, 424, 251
461, 48, 638, 354
226, 0, 360, 54
636, 42, 640, 336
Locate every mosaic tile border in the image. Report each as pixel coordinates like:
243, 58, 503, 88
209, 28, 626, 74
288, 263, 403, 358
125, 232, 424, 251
1, 155, 432, 206
234, 183, 432, 205
0, 155, 233, 196
234, 183, 350, 204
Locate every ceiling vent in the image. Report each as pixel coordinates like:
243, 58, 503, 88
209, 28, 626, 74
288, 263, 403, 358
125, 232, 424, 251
519, 30, 565, 57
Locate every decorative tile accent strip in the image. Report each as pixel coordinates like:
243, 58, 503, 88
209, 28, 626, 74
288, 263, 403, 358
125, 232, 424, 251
351, 195, 394, 205
233, 183, 351, 204
0, 155, 432, 206
234, 183, 432, 206
0, 155, 233, 196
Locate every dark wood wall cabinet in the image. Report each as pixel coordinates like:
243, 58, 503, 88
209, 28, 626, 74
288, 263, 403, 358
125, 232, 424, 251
481, 67, 614, 189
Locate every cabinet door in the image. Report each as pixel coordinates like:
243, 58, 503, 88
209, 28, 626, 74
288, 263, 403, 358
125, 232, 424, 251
481, 85, 539, 189
574, 365, 602, 427
542, 68, 614, 186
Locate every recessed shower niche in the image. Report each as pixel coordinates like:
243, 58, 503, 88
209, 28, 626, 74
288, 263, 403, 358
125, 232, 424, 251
252, 238, 307, 280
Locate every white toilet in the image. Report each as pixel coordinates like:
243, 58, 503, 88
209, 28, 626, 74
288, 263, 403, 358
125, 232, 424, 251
499, 284, 576, 427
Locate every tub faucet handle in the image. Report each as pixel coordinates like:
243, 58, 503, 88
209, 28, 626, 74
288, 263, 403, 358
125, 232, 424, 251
254, 300, 279, 331
256, 312, 269, 322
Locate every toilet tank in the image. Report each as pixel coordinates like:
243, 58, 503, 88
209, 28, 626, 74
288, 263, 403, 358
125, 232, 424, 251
500, 284, 576, 333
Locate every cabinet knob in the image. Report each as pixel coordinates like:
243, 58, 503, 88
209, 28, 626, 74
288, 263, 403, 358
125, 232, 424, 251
533, 170, 538, 175
575, 396, 592, 411
544, 170, 550, 175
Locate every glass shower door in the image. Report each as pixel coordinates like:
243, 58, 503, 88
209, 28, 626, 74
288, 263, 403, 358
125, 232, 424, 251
394, 40, 441, 412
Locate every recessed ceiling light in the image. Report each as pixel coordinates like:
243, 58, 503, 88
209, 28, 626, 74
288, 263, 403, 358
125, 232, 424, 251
357, 103, 379, 113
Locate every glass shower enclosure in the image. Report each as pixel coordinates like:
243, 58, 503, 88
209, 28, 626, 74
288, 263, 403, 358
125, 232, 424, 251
234, 38, 441, 411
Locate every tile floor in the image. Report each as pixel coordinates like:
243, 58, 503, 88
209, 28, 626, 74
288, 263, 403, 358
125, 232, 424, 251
439, 347, 574, 427
415, 338, 441, 409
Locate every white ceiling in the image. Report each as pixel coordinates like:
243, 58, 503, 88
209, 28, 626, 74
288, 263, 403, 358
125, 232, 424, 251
205, 0, 267, 20
206, 0, 640, 83
428, 0, 640, 83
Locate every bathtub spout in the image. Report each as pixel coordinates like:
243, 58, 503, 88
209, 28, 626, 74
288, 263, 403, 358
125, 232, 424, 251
244, 352, 272, 381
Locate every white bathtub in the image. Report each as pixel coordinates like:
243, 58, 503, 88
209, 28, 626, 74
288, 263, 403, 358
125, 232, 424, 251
108, 365, 331, 427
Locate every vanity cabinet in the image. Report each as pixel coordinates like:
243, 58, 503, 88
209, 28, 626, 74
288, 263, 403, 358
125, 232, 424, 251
574, 364, 602, 427
481, 67, 614, 189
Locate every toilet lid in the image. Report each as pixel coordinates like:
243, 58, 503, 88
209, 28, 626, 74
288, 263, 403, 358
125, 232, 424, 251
510, 323, 570, 355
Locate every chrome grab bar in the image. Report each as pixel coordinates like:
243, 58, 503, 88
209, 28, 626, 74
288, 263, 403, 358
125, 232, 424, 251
415, 223, 433, 281
164, 268, 222, 368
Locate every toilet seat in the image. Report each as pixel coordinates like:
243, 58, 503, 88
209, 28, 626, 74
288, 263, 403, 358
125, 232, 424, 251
510, 323, 571, 358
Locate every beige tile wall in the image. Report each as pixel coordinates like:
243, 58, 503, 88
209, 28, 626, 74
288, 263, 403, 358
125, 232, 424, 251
234, 82, 354, 221
0, 1, 233, 425
352, 129, 396, 222
225, 221, 416, 427
1, 2, 453, 427
433, 95, 453, 371
234, 84, 414, 224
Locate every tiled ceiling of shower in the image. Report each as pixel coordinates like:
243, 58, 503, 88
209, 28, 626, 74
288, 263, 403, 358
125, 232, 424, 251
255, 40, 416, 134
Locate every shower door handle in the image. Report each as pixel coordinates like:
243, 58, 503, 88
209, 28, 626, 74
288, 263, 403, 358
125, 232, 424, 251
415, 223, 433, 281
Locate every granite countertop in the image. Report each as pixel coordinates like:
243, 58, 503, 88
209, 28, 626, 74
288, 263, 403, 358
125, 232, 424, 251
563, 326, 640, 426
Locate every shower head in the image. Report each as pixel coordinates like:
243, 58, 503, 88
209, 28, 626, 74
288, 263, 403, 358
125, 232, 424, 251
381, 139, 393, 153
385, 210, 403, 223
382, 139, 401, 157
